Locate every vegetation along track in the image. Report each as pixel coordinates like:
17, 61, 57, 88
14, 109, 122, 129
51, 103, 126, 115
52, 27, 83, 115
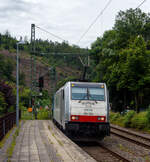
77, 141, 130, 162
110, 124, 150, 149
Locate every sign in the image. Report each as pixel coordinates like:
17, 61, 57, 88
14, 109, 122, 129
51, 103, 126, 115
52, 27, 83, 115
28, 107, 32, 112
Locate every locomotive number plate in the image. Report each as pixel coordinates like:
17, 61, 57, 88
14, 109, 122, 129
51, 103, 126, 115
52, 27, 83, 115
84, 109, 93, 112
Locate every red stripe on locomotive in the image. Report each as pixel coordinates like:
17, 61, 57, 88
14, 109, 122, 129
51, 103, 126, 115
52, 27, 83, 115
70, 115, 106, 122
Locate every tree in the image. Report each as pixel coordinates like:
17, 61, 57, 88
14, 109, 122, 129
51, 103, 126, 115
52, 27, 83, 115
0, 92, 7, 115
114, 8, 150, 48
0, 81, 16, 114
91, 8, 150, 112
117, 36, 150, 112
0, 54, 15, 81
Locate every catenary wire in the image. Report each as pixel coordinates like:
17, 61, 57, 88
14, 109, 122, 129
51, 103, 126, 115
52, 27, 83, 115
136, 0, 147, 9
35, 25, 66, 42
35, 25, 87, 66
76, 0, 112, 44
35, 0, 144, 47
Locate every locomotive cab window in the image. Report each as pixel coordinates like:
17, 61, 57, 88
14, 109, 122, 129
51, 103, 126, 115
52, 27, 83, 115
71, 85, 105, 101
72, 87, 88, 100
88, 87, 104, 101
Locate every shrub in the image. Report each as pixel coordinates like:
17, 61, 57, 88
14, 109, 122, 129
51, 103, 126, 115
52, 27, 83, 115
0, 81, 16, 114
0, 92, 7, 115
146, 106, 150, 128
110, 112, 121, 123
131, 112, 148, 129
37, 109, 50, 120
123, 110, 136, 127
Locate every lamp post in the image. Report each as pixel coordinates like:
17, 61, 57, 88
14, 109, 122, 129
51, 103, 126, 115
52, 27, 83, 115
16, 40, 25, 127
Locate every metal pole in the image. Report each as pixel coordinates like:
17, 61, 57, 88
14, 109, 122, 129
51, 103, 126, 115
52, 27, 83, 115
30, 24, 35, 119
16, 43, 19, 127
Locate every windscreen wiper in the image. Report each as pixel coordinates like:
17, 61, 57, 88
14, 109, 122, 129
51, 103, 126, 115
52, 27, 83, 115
87, 88, 97, 103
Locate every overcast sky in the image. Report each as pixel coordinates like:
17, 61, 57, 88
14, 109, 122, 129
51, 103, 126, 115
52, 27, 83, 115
0, 0, 149, 48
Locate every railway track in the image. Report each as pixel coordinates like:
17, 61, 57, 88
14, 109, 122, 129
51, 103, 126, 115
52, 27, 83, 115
78, 125, 150, 161
97, 142, 130, 162
78, 141, 130, 162
110, 124, 150, 149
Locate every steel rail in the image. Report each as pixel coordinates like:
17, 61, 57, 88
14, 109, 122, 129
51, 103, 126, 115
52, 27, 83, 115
97, 142, 130, 162
111, 126, 150, 149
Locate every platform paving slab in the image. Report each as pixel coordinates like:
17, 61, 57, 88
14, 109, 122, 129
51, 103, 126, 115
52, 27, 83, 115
10, 120, 96, 162
0, 121, 24, 162
45, 120, 97, 162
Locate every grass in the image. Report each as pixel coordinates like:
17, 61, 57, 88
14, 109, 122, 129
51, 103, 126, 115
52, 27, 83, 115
21, 109, 51, 120
110, 109, 150, 133
48, 125, 63, 146
118, 143, 135, 155
7, 127, 20, 161
37, 109, 51, 120
0, 128, 13, 149
21, 110, 34, 120
145, 156, 150, 162
48, 125, 51, 131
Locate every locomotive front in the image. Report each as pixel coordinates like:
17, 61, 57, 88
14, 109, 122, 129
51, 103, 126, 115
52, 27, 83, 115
66, 82, 110, 140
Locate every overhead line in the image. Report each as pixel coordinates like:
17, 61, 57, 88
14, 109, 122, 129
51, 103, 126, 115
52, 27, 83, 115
136, 0, 147, 9
76, 0, 112, 44
34, 52, 88, 56
35, 25, 66, 42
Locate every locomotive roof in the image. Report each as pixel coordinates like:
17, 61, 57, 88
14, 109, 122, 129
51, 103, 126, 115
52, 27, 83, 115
55, 81, 106, 95
69, 81, 105, 85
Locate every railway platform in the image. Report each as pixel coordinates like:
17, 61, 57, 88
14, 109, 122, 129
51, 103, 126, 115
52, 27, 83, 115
9, 120, 96, 162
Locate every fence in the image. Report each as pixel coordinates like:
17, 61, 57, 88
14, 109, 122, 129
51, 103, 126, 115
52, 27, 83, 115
0, 111, 20, 141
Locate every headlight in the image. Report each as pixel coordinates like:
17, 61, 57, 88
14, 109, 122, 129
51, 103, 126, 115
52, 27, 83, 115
101, 117, 105, 121
97, 116, 105, 121
71, 115, 79, 121
71, 116, 76, 120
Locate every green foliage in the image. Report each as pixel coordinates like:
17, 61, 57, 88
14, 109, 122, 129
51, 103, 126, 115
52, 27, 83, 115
38, 98, 50, 109
0, 81, 16, 115
0, 54, 15, 82
0, 31, 17, 51
146, 106, 150, 125
110, 109, 150, 131
131, 112, 148, 129
0, 92, 7, 115
56, 76, 77, 90
110, 112, 125, 126
21, 109, 50, 120
37, 109, 51, 120
110, 112, 121, 122
36, 90, 51, 108
123, 110, 136, 127
21, 110, 34, 120
114, 8, 150, 48
91, 8, 150, 112
0, 128, 13, 148
7, 127, 20, 161
20, 87, 30, 108
19, 72, 26, 86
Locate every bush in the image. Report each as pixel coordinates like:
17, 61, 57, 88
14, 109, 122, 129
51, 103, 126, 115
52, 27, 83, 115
110, 112, 121, 123
123, 110, 136, 127
0, 92, 7, 115
130, 112, 148, 129
37, 109, 50, 120
146, 106, 150, 128
0, 81, 16, 114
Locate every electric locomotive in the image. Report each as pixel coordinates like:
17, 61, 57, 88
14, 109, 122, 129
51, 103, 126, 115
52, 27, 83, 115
52, 81, 110, 140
